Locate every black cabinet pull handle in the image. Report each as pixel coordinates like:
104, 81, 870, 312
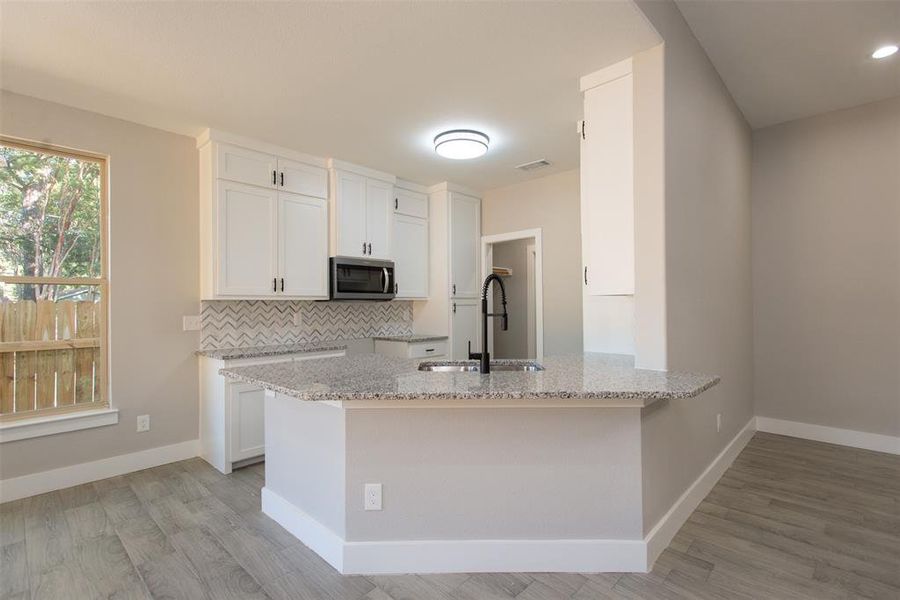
452, 302, 456, 313
452, 284, 456, 295
273, 277, 277, 292
367, 242, 372, 255
362, 241, 366, 255
280, 278, 284, 292
395, 197, 398, 210
280, 172, 284, 186
272, 170, 276, 185
584, 267, 588, 285
394, 282, 398, 294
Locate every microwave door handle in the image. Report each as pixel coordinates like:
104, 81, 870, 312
382, 267, 390, 294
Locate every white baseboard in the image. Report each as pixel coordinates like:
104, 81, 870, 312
755, 416, 900, 455
0, 439, 200, 503
644, 418, 756, 567
262, 487, 346, 572
262, 486, 648, 574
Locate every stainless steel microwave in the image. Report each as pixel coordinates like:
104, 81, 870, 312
330, 257, 396, 301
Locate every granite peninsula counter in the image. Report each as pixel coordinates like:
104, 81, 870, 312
219, 352, 718, 407
220, 352, 720, 575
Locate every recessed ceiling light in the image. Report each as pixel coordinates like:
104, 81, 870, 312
434, 130, 489, 160
872, 45, 898, 59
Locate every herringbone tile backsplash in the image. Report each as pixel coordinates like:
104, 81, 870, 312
200, 300, 413, 349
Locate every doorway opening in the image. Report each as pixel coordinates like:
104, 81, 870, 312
481, 229, 544, 361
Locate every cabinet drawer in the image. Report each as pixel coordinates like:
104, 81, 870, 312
395, 188, 428, 219
408, 340, 447, 359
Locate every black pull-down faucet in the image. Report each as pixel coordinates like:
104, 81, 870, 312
467, 273, 509, 373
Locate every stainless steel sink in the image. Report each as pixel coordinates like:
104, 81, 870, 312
418, 362, 544, 372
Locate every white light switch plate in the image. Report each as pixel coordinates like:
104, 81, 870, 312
183, 316, 201, 331
137, 414, 150, 432
364, 483, 382, 511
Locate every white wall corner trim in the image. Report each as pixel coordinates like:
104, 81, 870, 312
262, 486, 649, 575
0, 408, 119, 443
755, 416, 900, 456
644, 418, 756, 567
0, 438, 200, 503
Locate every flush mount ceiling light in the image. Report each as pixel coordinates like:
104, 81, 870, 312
872, 44, 898, 59
434, 130, 490, 160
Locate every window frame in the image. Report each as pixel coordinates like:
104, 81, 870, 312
0, 135, 110, 424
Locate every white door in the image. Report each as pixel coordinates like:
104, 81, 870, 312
277, 157, 328, 198
217, 180, 278, 296
393, 214, 428, 298
395, 188, 428, 219
450, 192, 481, 298
365, 179, 393, 259
217, 143, 277, 189
334, 170, 368, 257
451, 298, 480, 360
278, 192, 328, 298
229, 383, 266, 462
581, 73, 634, 296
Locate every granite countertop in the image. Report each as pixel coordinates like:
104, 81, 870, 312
219, 353, 719, 406
371, 334, 449, 343
197, 341, 348, 360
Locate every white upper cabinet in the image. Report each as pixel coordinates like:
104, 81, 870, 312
393, 213, 428, 298
365, 178, 393, 259
278, 192, 328, 297
217, 144, 278, 189
216, 180, 278, 296
199, 130, 330, 299
278, 157, 328, 198
328, 161, 395, 259
332, 170, 368, 257
450, 192, 481, 298
395, 188, 429, 219
580, 61, 634, 296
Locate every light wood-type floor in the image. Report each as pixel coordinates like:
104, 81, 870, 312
1, 432, 899, 599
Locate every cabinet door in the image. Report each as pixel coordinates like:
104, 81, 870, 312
450, 192, 481, 298
395, 188, 428, 219
217, 143, 277, 189
278, 192, 328, 298
393, 214, 428, 298
277, 157, 328, 198
451, 299, 480, 360
365, 178, 393, 259
581, 73, 634, 295
217, 180, 278, 296
229, 383, 265, 462
334, 170, 368, 257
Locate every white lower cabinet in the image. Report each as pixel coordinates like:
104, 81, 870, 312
451, 298, 480, 360
200, 350, 344, 474
374, 338, 447, 359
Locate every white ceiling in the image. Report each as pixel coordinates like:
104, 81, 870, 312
676, 0, 900, 129
0, 1, 659, 191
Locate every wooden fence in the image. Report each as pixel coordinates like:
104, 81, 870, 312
0, 299, 102, 417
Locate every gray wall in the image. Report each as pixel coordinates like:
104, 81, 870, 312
0, 91, 200, 480
492, 239, 532, 359
482, 169, 583, 356
635, 0, 754, 534
752, 96, 900, 437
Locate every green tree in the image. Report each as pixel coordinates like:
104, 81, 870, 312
0, 145, 101, 300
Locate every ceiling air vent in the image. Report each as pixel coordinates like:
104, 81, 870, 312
515, 159, 551, 172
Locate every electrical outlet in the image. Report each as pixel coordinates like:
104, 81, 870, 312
137, 414, 150, 433
364, 483, 382, 511
716, 413, 722, 433
182, 315, 201, 331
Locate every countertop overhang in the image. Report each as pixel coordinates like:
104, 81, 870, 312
219, 353, 719, 408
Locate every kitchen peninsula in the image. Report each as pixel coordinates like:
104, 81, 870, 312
220, 353, 718, 575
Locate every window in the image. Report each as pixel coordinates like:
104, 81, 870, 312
0, 137, 108, 423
